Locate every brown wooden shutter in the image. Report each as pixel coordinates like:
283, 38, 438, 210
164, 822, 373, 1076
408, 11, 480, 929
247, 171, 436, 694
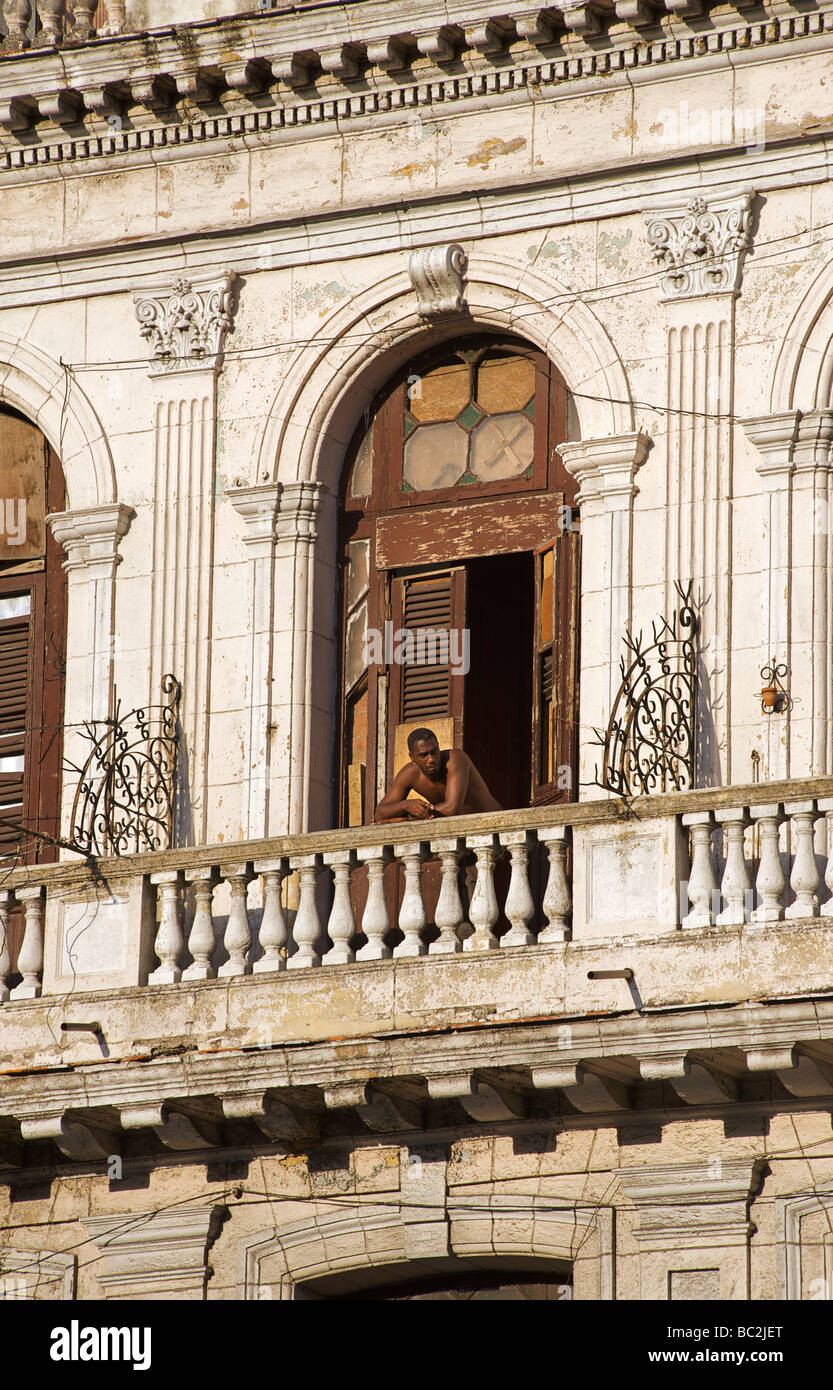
0, 602, 30, 857
532, 522, 580, 804
387, 568, 465, 785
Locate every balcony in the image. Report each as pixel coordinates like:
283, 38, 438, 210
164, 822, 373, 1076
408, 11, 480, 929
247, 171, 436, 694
2, 777, 833, 1167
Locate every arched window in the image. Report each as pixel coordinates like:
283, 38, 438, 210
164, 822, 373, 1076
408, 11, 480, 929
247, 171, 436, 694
337, 336, 579, 826
0, 406, 67, 873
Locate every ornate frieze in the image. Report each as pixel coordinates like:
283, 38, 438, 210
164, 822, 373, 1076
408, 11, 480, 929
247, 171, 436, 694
132, 271, 237, 373
408, 244, 468, 318
644, 192, 755, 299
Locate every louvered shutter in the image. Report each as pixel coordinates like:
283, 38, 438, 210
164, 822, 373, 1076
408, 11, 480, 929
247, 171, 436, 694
532, 525, 580, 804
0, 600, 31, 858
401, 574, 453, 722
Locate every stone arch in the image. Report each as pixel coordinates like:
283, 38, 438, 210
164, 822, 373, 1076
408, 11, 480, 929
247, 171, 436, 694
256, 253, 634, 492
238, 1198, 613, 1300
0, 333, 116, 508
771, 255, 833, 412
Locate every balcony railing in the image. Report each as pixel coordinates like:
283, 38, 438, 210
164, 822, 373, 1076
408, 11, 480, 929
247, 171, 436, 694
1, 3, 124, 48
2, 777, 833, 1004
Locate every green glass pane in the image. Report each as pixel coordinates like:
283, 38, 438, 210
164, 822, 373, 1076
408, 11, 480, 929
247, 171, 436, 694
404, 415, 416, 437
457, 402, 484, 430
457, 471, 479, 486
523, 398, 536, 420
402, 479, 415, 492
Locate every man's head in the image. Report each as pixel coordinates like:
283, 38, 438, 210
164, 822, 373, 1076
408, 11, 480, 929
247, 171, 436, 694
407, 727, 441, 775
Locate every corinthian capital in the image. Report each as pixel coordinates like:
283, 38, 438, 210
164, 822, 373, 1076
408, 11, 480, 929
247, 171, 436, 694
132, 271, 238, 374
644, 191, 754, 300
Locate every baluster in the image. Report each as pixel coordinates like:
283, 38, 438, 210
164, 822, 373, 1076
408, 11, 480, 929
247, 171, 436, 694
98, 0, 124, 34
429, 836, 465, 955
393, 843, 427, 958
537, 827, 572, 942
464, 834, 499, 951
819, 799, 833, 918
750, 804, 785, 925
356, 846, 392, 960
785, 800, 821, 919
182, 867, 218, 980
0, 888, 12, 1001
715, 808, 753, 925
9, 887, 44, 999
2, 1, 32, 48
681, 812, 717, 927
35, 0, 66, 46
321, 851, 356, 965
148, 871, 184, 983
252, 858, 288, 973
68, 0, 95, 39
218, 863, 254, 977
499, 830, 536, 947
287, 854, 322, 969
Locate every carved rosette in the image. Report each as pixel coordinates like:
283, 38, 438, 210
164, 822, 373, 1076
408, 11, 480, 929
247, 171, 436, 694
408, 243, 468, 318
644, 192, 754, 299
132, 271, 238, 373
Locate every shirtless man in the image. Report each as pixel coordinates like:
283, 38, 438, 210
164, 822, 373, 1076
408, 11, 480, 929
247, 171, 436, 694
375, 727, 502, 822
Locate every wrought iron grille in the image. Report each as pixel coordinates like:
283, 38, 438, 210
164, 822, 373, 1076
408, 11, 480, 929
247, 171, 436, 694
67, 674, 181, 857
593, 583, 698, 799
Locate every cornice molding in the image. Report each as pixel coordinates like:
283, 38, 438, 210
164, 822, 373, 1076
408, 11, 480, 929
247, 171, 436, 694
0, 6, 831, 170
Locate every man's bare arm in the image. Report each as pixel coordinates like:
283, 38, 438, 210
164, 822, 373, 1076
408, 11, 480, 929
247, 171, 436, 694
375, 765, 437, 822
431, 749, 470, 817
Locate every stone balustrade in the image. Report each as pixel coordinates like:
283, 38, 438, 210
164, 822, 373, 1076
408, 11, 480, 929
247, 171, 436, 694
3, 777, 833, 1003
1, 0, 123, 48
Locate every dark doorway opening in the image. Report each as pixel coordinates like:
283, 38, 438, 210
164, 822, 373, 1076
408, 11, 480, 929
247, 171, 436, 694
464, 551, 534, 811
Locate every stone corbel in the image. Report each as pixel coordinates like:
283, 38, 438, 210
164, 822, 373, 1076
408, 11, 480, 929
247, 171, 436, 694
324, 1081, 421, 1132
132, 270, 238, 375
408, 244, 468, 319
427, 1072, 525, 1121
47, 502, 134, 578
644, 191, 755, 300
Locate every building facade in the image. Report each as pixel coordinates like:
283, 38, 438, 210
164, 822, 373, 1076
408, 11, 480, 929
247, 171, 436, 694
0, 0, 833, 1300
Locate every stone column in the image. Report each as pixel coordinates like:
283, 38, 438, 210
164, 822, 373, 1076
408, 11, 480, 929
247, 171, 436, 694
618, 1159, 764, 1299
132, 271, 238, 843
560, 432, 650, 797
226, 483, 281, 840
742, 412, 801, 782
271, 480, 334, 834
644, 192, 754, 786
47, 503, 134, 832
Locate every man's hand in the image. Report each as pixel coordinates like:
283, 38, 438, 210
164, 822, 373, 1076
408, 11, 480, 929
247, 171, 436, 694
405, 798, 437, 820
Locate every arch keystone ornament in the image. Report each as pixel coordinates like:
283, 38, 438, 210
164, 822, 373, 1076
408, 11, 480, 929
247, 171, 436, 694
408, 244, 468, 318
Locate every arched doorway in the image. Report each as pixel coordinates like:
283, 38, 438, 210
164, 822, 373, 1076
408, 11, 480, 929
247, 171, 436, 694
0, 406, 67, 967
336, 334, 579, 827
295, 1257, 573, 1300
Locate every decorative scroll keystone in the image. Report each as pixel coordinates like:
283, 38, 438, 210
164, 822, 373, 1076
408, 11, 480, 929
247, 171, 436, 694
408, 244, 468, 318
133, 271, 238, 374
324, 1081, 421, 1132
644, 191, 754, 300
532, 1063, 630, 1112
222, 1093, 319, 1142
427, 1073, 525, 1122
640, 1055, 737, 1104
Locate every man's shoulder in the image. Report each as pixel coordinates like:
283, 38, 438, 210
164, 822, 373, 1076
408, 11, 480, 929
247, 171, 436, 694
395, 759, 419, 782
445, 747, 470, 767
